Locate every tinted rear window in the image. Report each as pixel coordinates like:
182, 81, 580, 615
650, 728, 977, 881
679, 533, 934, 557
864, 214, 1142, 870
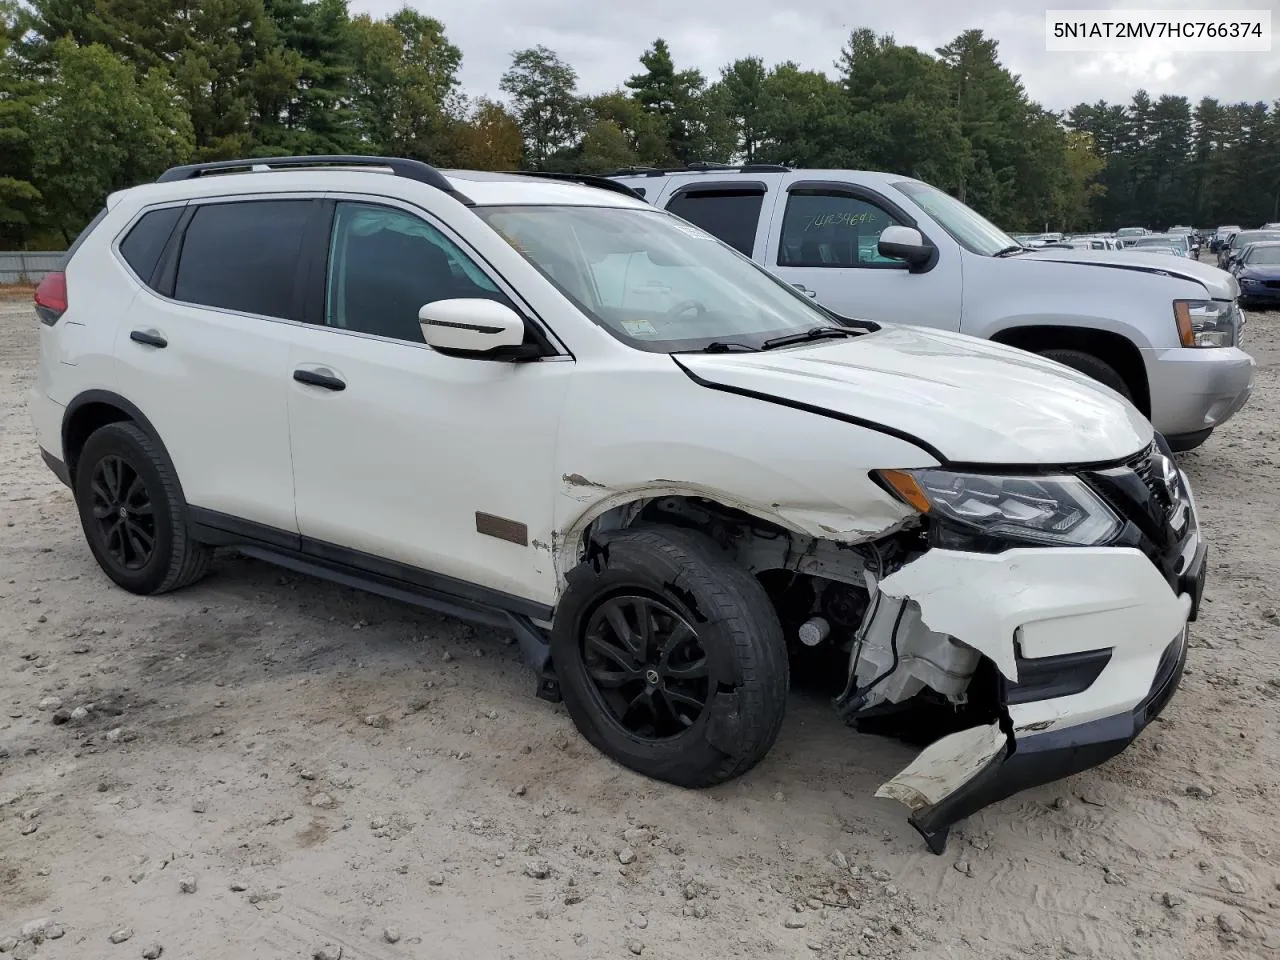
174, 200, 312, 318
664, 189, 764, 256
119, 207, 183, 286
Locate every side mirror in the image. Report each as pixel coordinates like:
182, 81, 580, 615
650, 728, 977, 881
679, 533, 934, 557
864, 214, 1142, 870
878, 226, 933, 270
418, 298, 532, 359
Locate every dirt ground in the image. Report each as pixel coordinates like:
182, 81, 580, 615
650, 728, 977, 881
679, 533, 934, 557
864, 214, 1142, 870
2, 287, 1278, 960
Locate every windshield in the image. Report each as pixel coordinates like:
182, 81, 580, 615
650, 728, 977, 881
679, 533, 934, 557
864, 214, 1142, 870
1134, 237, 1173, 247
473, 205, 846, 352
1246, 245, 1280, 265
1116, 227, 1145, 236
891, 180, 1016, 256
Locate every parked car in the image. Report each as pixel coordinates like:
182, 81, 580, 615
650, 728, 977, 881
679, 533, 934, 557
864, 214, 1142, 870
1231, 241, 1280, 308
1211, 225, 1241, 254
32, 155, 1208, 854
1218, 229, 1280, 270
610, 165, 1254, 452
1128, 234, 1191, 258
1115, 226, 1148, 248
1168, 226, 1200, 257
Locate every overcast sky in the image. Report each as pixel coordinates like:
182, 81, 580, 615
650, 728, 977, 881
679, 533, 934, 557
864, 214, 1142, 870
351, 0, 1279, 113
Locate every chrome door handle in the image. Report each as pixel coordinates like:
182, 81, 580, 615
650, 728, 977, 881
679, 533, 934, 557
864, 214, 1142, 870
792, 284, 817, 298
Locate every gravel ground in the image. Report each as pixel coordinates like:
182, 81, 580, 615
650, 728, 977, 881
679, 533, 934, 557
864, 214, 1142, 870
1, 289, 1278, 960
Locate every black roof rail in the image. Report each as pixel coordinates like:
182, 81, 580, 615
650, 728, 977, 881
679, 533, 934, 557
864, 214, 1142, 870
499, 171, 647, 201
604, 163, 793, 179
154, 154, 474, 205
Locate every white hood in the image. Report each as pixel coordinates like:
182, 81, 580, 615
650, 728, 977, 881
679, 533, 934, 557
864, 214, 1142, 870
1021, 248, 1239, 300
678, 325, 1154, 465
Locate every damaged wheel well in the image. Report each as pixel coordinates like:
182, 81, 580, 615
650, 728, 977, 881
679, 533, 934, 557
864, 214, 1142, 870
577, 497, 1011, 729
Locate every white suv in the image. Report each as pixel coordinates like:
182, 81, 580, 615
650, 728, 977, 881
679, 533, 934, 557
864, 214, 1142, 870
30, 156, 1206, 853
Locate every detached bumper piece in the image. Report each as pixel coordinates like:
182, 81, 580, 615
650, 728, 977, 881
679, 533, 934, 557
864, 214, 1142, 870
879, 627, 1188, 854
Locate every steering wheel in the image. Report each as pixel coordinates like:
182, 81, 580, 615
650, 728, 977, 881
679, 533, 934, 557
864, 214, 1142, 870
664, 299, 707, 321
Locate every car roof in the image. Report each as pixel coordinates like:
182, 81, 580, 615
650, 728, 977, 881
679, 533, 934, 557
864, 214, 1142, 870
109, 164, 650, 212
608, 167, 922, 190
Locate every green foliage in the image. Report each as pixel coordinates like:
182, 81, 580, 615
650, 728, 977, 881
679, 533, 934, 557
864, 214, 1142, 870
500, 45, 581, 169
2, 8, 1277, 247
30, 38, 193, 238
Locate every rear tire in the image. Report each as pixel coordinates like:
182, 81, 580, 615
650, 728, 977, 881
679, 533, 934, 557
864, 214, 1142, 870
1037, 348, 1133, 402
550, 525, 788, 788
73, 421, 211, 595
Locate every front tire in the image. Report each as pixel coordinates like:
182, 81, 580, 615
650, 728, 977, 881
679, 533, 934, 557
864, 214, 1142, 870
1036, 347, 1133, 402
550, 525, 788, 788
73, 421, 211, 595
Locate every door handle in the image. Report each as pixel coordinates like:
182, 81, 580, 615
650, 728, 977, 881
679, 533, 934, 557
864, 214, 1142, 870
293, 367, 346, 391
129, 329, 168, 348
792, 284, 818, 298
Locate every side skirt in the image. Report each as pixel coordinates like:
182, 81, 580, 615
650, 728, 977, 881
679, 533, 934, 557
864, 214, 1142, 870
188, 507, 561, 701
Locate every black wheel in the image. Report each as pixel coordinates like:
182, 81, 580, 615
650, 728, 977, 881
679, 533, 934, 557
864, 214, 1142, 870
73, 421, 211, 595
551, 525, 788, 788
1037, 348, 1133, 402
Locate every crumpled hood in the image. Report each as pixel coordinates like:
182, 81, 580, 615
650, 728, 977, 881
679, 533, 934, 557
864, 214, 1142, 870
1019, 247, 1239, 299
677, 325, 1154, 465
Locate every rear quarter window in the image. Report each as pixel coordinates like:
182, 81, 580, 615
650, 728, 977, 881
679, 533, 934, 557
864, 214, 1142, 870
118, 207, 184, 287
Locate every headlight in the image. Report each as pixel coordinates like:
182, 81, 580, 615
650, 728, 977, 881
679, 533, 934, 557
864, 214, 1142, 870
1174, 299, 1238, 347
875, 469, 1121, 547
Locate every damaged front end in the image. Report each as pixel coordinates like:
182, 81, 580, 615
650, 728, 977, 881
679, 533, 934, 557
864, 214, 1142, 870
830, 444, 1204, 853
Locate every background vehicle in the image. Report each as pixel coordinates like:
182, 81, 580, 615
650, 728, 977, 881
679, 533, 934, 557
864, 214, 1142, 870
610, 165, 1253, 452
30, 155, 1207, 854
1218, 229, 1280, 270
1127, 234, 1190, 257
1211, 225, 1242, 253
1231, 241, 1280, 307
1115, 226, 1148, 247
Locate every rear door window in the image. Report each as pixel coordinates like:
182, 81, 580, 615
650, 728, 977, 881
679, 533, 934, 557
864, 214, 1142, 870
664, 188, 765, 257
173, 200, 312, 319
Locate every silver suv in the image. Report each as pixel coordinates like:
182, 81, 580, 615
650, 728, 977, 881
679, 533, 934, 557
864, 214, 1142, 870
611, 166, 1255, 452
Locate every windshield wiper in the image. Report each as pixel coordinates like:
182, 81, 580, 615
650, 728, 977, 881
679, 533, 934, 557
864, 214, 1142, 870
993, 245, 1029, 257
680, 340, 758, 354
760, 326, 861, 351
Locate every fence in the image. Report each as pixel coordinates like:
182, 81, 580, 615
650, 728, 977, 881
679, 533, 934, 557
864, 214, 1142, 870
0, 251, 65, 285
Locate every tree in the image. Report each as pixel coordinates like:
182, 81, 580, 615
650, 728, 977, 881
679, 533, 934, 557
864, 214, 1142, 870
30, 39, 193, 239
712, 56, 767, 162
349, 8, 462, 161
0, 0, 42, 246
499, 45, 580, 169
626, 39, 728, 165
754, 63, 847, 168
837, 29, 968, 189
447, 98, 522, 170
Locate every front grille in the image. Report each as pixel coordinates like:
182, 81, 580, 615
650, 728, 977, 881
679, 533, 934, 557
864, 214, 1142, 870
1123, 442, 1171, 514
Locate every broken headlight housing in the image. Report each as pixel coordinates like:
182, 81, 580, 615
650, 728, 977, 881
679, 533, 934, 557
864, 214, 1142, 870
876, 469, 1122, 547
1174, 299, 1239, 348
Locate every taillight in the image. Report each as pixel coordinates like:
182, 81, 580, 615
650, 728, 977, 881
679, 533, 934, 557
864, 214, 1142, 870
34, 272, 68, 326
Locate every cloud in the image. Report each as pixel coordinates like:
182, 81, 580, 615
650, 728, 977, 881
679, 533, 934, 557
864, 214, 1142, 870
351, 0, 1279, 111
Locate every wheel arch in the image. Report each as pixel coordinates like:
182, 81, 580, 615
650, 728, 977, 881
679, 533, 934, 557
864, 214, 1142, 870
556, 486, 815, 582
62, 390, 171, 484
989, 324, 1151, 417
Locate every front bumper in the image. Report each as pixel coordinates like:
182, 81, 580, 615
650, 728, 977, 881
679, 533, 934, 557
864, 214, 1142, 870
871, 458, 1205, 853
1238, 282, 1280, 305
1142, 344, 1254, 437
887, 623, 1189, 853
